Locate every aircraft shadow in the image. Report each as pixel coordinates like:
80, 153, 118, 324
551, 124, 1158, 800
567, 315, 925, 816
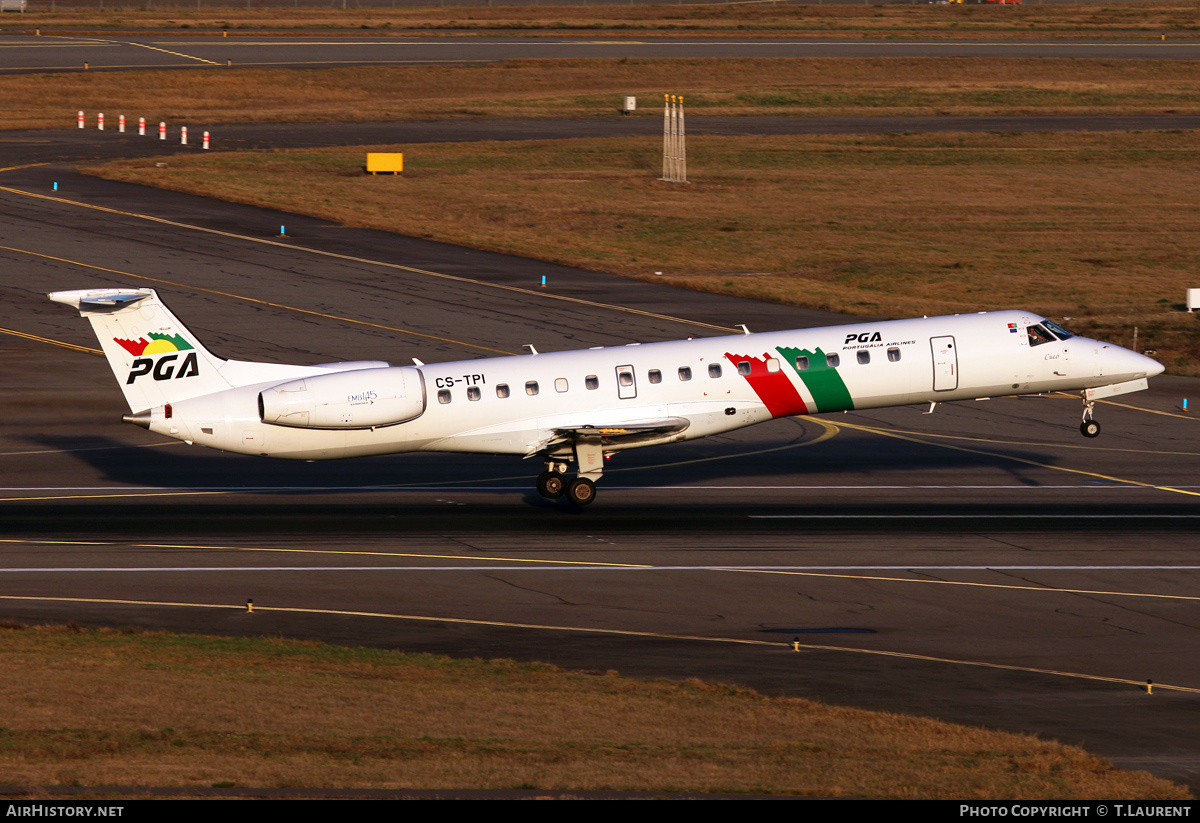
19, 426, 1064, 494
3, 426, 1170, 536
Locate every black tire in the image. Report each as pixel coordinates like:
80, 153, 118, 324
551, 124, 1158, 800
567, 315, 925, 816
537, 471, 566, 499
566, 477, 596, 506
1080, 420, 1101, 438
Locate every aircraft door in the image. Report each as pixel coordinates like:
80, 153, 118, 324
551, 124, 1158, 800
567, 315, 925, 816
931, 336, 958, 392
616, 364, 637, 400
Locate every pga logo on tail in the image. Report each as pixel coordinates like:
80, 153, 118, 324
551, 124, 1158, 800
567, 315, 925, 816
114, 333, 200, 385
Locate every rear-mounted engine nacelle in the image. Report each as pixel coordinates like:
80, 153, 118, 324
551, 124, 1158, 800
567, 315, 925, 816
259, 367, 426, 429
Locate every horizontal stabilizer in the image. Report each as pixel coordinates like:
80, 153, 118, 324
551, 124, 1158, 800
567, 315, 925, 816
48, 288, 154, 312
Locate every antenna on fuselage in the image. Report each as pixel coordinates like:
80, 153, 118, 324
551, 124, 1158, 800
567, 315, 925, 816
525, 344, 539, 356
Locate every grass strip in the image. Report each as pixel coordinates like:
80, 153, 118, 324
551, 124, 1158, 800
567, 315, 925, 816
0, 623, 1188, 798
13, 57, 1200, 130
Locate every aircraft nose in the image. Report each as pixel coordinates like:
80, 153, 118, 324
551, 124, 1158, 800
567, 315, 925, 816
1144, 353, 1166, 378
1109, 344, 1164, 379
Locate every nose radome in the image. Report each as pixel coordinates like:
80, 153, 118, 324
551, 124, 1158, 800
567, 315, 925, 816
1101, 343, 1164, 379
1142, 352, 1166, 378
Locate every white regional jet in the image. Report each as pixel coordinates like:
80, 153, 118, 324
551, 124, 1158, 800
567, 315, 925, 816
50, 287, 1163, 506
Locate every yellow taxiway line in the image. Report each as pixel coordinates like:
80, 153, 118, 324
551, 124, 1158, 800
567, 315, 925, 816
0, 325, 101, 355
0, 590, 1192, 694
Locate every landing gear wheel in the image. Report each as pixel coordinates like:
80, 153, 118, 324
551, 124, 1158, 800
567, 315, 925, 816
537, 471, 566, 499
1080, 420, 1101, 438
566, 477, 597, 507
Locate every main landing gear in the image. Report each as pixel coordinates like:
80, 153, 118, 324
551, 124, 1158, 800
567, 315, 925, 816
536, 469, 566, 500
536, 466, 597, 506
536, 440, 605, 506
1080, 394, 1101, 438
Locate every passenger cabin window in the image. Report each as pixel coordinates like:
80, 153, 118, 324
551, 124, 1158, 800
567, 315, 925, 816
826, 353, 840, 368
585, 375, 599, 390
648, 369, 662, 384
496, 384, 510, 398
737, 361, 752, 376
887, 348, 901, 362
437, 389, 451, 404
708, 363, 722, 379
857, 350, 870, 365
467, 386, 481, 401
795, 356, 810, 371
555, 378, 569, 393
678, 366, 692, 381
618, 371, 634, 387
525, 381, 539, 396
766, 358, 781, 373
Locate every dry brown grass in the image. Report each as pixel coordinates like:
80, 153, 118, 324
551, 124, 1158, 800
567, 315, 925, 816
11, 56, 1200, 131
0, 624, 1187, 798
9, 3, 1200, 37
89, 129, 1200, 372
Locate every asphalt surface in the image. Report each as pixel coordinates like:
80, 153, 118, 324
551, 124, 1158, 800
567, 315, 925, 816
6, 33, 1200, 72
3, 41, 1200, 792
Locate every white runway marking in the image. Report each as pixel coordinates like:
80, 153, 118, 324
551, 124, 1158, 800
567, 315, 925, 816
0, 484, 1195, 492
750, 514, 1200, 519
4, 565, 1200, 573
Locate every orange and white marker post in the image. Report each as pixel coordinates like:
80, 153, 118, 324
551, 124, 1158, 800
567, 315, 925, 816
118, 114, 125, 133
202, 131, 210, 150
97, 112, 104, 131
159, 122, 166, 141
181, 126, 188, 145
77, 110, 84, 129
139, 117, 146, 136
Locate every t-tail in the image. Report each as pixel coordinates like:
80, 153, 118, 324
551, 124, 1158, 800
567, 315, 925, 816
49, 289, 236, 416
47, 288, 366, 427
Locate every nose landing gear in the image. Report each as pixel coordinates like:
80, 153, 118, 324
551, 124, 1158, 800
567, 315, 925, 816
1080, 395, 1100, 438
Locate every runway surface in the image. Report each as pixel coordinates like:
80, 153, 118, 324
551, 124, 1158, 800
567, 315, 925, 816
4, 32, 1200, 73
2, 151, 1200, 790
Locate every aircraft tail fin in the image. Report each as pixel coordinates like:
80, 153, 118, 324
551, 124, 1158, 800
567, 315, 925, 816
48, 288, 234, 412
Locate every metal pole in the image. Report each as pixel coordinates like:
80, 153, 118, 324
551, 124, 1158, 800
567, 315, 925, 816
678, 95, 686, 183
661, 94, 670, 181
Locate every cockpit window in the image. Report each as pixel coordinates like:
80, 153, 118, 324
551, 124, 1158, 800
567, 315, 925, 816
1027, 324, 1054, 347
1043, 320, 1075, 341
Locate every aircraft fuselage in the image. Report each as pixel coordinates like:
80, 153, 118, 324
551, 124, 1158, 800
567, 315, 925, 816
146, 311, 1157, 461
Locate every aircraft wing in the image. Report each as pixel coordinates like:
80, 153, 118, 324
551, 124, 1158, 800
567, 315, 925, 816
527, 417, 691, 457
